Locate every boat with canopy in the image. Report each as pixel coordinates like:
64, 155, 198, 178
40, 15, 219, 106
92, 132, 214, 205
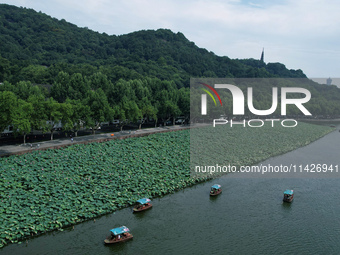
104, 226, 133, 244
133, 198, 152, 212
283, 189, 294, 203
210, 184, 222, 196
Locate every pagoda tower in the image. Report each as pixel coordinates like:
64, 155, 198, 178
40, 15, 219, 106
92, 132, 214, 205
260, 48, 264, 62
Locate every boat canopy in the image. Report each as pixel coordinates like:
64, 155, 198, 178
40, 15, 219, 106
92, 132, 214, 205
284, 189, 294, 195
211, 184, 221, 190
110, 226, 130, 235
136, 198, 151, 204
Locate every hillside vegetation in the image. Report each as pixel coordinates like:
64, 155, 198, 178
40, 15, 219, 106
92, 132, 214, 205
0, 3, 305, 85
0, 3, 340, 143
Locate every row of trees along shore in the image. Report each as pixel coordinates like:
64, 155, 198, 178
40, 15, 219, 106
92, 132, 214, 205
2, 70, 340, 145
0, 74, 189, 143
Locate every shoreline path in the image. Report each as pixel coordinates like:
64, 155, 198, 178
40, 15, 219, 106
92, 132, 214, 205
0, 125, 198, 157
1, 119, 338, 157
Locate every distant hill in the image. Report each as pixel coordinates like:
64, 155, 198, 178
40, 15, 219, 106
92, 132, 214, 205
0, 3, 306, 87
0, 3, 340, 139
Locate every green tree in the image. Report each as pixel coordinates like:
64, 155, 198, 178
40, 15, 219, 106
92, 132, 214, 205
68, 73, 89, 101
50, 71, 70, 103
17, 65, 49, 84
177, 87, 190, 122
116, 97, 140, 131
0, 55, 10, 81
85, 89, 113, 134
130, 79, 156, 129
138, 102, 157, 129
59, 100, 74, 133
155, 81, 180, 125
15, 81, 32, 100
44, 97, 62, 140
12, 99, 33, 144
88, 72, 112, 92
62, 99, 91, 136
0, 81, 16, 93
27, 94, 47, 134
0, 91, 17, 132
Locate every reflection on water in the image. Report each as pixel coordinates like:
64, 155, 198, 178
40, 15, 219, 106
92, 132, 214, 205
1, 126, 340, 255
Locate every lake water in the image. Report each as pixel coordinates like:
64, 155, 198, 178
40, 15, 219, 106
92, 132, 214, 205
1, 123, 339, 255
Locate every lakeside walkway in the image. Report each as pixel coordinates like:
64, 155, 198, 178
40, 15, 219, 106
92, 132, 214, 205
0, 125, 194, 157
3, 119, 336, 158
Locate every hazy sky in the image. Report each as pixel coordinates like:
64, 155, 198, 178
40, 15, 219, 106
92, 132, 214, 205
1, 0, 339, 80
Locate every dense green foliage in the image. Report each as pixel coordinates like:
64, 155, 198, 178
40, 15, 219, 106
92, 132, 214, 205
0, 77, 188, 143
0, 123, 334, 247
1, 3, 340, 141
0, 3, 305, 86
191, 122, 334, 175
0, 131, 190, 247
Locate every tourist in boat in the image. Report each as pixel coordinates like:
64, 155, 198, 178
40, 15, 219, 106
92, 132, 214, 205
104, 226, 133, 244
133, 198, 152, 212
210, 184, 222, 196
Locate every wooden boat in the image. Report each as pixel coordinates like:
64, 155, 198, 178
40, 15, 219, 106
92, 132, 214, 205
104, 226, 133, 244
210, 184, 222, 196
283, 189, 294, 203
133, 198, 152, 212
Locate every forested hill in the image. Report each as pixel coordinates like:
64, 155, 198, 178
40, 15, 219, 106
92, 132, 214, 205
1, 3, 340, 143
0, 3, 306, 86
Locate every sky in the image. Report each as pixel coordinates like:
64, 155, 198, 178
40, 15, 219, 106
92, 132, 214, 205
1, 0, 339, 83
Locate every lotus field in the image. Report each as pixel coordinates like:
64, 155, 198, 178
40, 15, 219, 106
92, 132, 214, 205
190, 122, 334, 175
0, 122, 334, 247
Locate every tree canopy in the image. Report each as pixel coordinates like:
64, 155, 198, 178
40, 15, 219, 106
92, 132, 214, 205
0, 3, 307, 88
1, 3, 340, 143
